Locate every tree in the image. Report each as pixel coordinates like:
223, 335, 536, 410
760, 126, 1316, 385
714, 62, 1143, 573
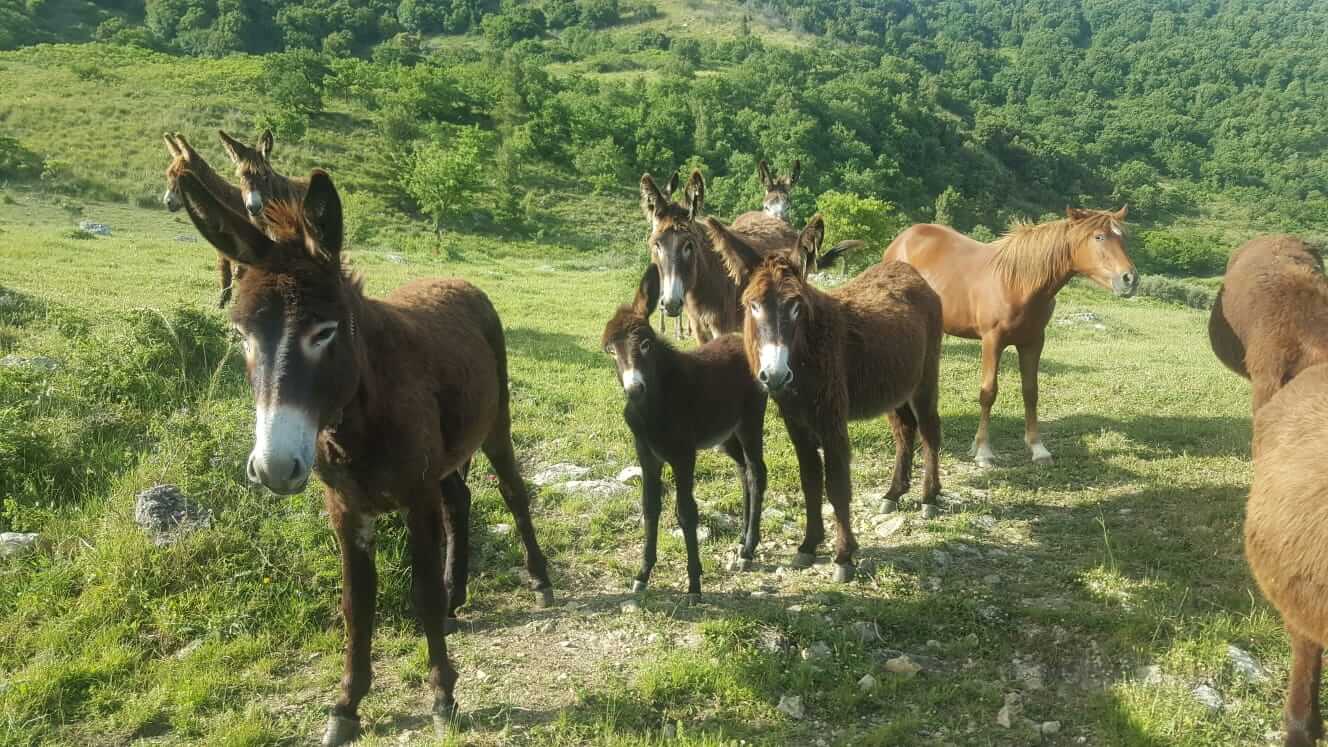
573, 136, 627, 194
815, 190, 905, 258
402, 127, 490, 234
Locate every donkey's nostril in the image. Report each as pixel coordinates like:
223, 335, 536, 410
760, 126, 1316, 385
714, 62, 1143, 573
246, 454, 260, 483
758, 370, 769, 383
288, 457, 305, 482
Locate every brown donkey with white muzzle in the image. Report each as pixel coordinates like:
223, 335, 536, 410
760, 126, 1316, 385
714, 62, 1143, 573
603, 264, 768, 597
173, 169, 553, 745
710, 215, 944, 581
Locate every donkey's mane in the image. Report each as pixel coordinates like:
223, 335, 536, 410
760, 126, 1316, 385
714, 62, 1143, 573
989, 212, 1123, 294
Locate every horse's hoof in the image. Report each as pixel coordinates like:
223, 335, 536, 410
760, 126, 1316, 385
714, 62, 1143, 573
920, 503, 940, 520
444, 617, 460, 635
537, 587, 556, 608
833, 563, 855, 583
321, 714, 360, 747
975, 454, 996, 469
880, 499, 900, 514
631, 579, 648, 593
790, 552, 816, 569
431, 699, 459, 738
1032, 454, 1054, 466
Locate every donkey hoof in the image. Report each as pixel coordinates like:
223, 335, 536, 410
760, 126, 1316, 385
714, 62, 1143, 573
631, 579, 648, 594
789, 552, 816, 569
431, 698, 460, 737
727, 556, 754, 572
686, 592, 702, 606
537, 587, 556, 608
880, 499, 900, 514
832, 563, 855, 583
920, 503, 940, 520
321, 714, 360, 747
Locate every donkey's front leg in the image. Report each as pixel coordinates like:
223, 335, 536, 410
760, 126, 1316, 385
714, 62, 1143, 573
822, 426, 859, 583
632, 437, 665, 593
407, 498, 460, 737
323, 506, 378, 747
672, 451, 703, 599
785, 420, 825, 568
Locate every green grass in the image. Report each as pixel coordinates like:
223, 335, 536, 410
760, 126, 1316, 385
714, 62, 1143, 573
0, 176, 1293, 746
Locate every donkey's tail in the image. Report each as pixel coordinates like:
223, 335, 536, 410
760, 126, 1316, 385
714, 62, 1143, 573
816, 240, 865, 270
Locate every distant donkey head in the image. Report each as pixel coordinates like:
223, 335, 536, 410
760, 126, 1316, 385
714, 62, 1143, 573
640, 170, 705, 318
758, 159, 800, 223
218, 129, 278, 217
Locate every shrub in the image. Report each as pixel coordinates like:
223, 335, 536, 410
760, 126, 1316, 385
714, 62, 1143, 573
1135, 275, 1215, 310
573, 136, 627, 194
1131, 229, 1228, 277
0, 134, 41, 181
402, 126, 491, 233
815, 190, 905, 255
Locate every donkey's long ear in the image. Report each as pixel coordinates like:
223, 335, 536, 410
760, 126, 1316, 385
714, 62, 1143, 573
178, 172, 273, 265
633, 263, 661, 318
758, 160, 773, 190
796, 214, 826, 276
163, 133, 182, 158
303, 169, 343, 258
685, 170, 705, 220
705, 217, 762, 283
217, 130, 248, 164
257, 130, 274, 160
640, 174, 668, 224
665, 170, 680, 198
173, 133, 200, 160
788, 159, 801, 187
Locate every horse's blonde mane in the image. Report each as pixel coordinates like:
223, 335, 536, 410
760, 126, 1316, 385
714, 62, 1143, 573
989, 212, 1123, 294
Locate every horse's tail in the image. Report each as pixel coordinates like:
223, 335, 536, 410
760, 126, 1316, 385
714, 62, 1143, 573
815, 240, 864, 270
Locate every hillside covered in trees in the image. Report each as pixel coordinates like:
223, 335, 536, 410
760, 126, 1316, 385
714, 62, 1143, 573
2, 0, 1326, 269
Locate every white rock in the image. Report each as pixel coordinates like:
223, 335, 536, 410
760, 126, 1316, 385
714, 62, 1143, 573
973, 515, 997, 530
384, 253, 406, 264
617, 466, 643, 483
876, 515, 906, 538
857, 673, 877, 691
996, 692, 1022, 728
77, 220, 111, 236
670, 526, 712, 542
621, 600, 640, 614
802, 641, 832, 660
532, 463, 590, 486
1041, 721, 1062, 735
1227, 644, 1268, 683
776, 694, 805, 720
983, 574, 1002, 585
0, 532, 39, 558
490, 523, 512, 536
849, 621, 878, 644
1136, 664, 1164, 685
559, 479, 629, 497
1014, 659, 1045, 691
884, 655, 921, 675
1192, 684, 1223, 711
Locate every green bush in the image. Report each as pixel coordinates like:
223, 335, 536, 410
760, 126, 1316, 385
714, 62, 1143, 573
815, 190, 905, 256
0, 134, 41, 181
1131, 229, 1228, 277
1135, 275, 1215, 310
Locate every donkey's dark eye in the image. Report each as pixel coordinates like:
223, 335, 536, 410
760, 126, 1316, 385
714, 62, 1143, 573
682, 242, 694, 257
639, 338, 652, 353
309, 322, 339, 349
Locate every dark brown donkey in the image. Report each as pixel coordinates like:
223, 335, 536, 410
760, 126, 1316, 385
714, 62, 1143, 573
218, 129, 308, 222
603, 264, 768, 595
641, 170, 856, 342
884, 207, 1137, 468
173, 169, 553, 746
1208, 235, 1328, 413
1246, 363, 1328, 747
162, 133, 246, 307
755, 158, 801, 223
711, 215, 944, 581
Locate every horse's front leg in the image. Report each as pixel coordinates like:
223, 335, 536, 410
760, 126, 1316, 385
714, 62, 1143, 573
323, 503, 377, 747
972, 334, 1004, 468
1017, 338, 1052, 465
407, 495, 460, 737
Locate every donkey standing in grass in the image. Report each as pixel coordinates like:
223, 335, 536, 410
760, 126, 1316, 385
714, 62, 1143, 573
162, 133, 247, 307
603, 265, 768, 596
1208, 235, 1328, 414
173, 168, 553, 746
711, 215, 944, 580
884, 207, 1137, 467
218, 129, 309, 223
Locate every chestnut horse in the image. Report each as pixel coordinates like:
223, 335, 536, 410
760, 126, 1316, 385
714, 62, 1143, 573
162, 133, 246, 307
884, 208, 1137, 467
711, 215, 944, 581
1208, 235, 1328, 413
218, 129, 308, 221
1246, 363, 1328, 747
641, 170, 856, 342
173, 168, 552, 745
603, 264, 768, 596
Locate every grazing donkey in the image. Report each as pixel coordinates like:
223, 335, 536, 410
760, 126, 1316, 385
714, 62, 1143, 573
641, 170, 856, 343
162, 133, 246, 307
710, 215, 944, 581
603, 264, 768, 596
1208, 235, 1328, 413
218, 129, 308, 222
1246, 363, 1328, 747
172, 168, 553, 745
884, 207, 1136, 467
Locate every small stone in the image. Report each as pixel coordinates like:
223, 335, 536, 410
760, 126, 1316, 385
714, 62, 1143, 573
1227, 644, 1268, 683
559, 479, 629, 497
537, 619, 557, 634
0, 354, 60, 371
857, 673, 877, 691
1041, 721, 1062, 735
932, 550, 950, 566
135, 485, 212, 546
884, 655, 921, 675
617, 466, 643, 483
776, 694, 805, 720
1013, 659, 1044, 691
621, 599, 640, 614
173, 639, 204, 660
1192, 684, 1223, 711
174, 234, 198, 243
983, 574, 1002, 585
532, 463, 590, 486
384, 253, 406, 264
849, 621, 878, 644
670, 526, 712, 542
802, 641, 832, 660
759, 630, 787, 653
0, 532, 39, 559
875, 515, 906, 538
490, 523, 512, 536
1136, 664, 1164, 685
926, 639, 941, 649
77, 220, 111, 236
996, 692, 1023, 728
973, 515, 997, 530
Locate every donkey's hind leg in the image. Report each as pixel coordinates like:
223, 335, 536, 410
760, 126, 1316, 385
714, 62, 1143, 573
438, 471, 471, 622
882, 406, 917, 513
406, 498, 461, 736
482, 412, 554, 606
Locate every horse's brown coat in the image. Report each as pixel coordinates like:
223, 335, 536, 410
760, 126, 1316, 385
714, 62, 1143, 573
1208, 235, 1328, 413
883, 208, 1136, 467
1247, 363, 1328, 747
711, 215, 944, 574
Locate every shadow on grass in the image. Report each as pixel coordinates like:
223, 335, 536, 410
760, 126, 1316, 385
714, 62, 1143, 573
506, 326, 606, 369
